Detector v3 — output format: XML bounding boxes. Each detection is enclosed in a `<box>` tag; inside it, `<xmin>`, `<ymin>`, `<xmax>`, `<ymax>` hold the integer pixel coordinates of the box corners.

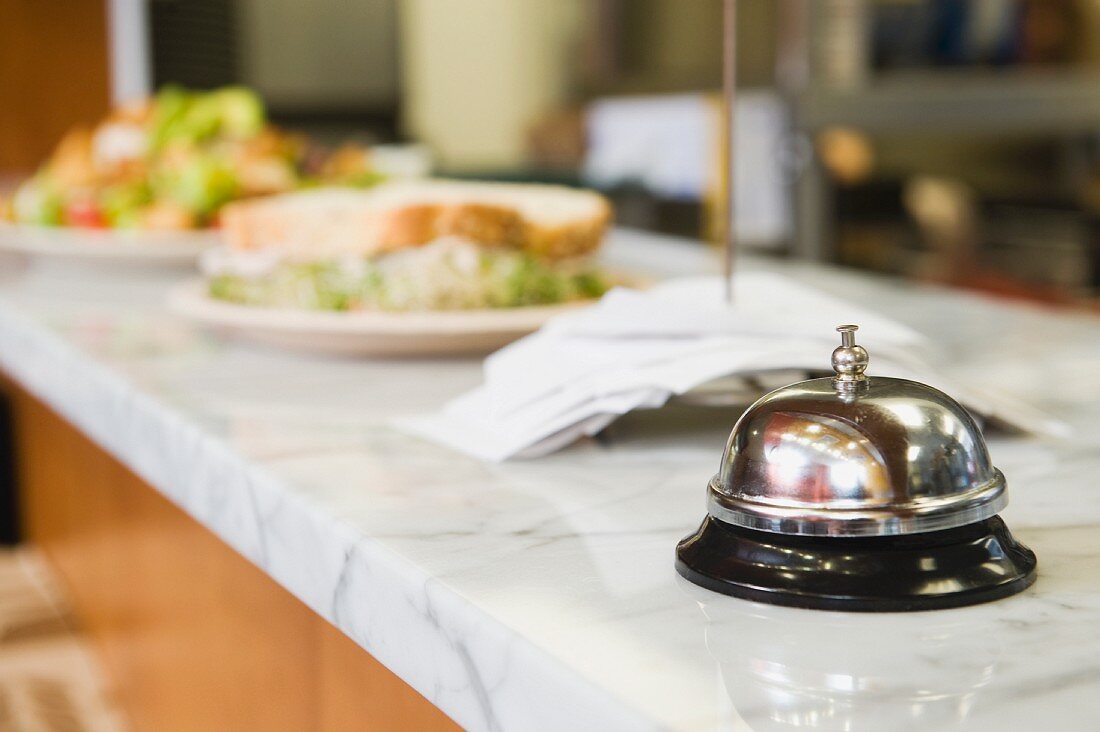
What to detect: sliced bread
<box><xmin>221</xmin><ymin>180</ymin><xmax>612</xmax><ymax>261</ymax></box>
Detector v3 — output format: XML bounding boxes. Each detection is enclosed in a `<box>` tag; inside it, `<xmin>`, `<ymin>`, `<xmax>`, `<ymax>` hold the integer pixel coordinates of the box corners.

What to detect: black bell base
<box><xmin>676</xmin><ymin>515</ymin><xmax>1036</xmax><ymax>612</ymax></box>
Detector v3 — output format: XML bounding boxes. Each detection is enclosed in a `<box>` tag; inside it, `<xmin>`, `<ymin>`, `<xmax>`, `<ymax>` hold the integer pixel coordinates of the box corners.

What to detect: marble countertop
<box><xmin>0</xmin><ymin>230</ymin><xmax>1098</xmax><ymax>731</ymax></box>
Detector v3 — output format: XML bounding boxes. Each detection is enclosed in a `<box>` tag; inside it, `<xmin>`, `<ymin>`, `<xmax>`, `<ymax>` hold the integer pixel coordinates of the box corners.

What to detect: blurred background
<box><xmin>5</xmin><ymin>0</ymin><xmax>1100</xmax><ymax>303</ymax></box>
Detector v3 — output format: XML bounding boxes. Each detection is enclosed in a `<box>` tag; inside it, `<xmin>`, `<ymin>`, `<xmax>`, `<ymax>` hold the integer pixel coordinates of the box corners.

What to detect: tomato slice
<box><xmin>64</xmin><ymin>200</ymin><xmax>108</xmax><ymax>229</ymax></box>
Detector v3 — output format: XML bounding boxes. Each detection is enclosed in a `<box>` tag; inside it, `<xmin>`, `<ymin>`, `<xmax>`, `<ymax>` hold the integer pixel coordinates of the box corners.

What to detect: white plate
<box><xmin>168</xmin><ymin>279</ymin><xmax>587</xmax><ymax>356</ymax></box>
<box><xmin>0</xmin><ymin>223</ymin><xmax>220</xmax><ymax>266</ymax></box>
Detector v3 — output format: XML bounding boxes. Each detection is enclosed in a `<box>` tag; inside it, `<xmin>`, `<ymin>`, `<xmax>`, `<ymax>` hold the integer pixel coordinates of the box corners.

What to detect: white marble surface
<box><xmin>0</xmin><ymin>231</ymin><xmax>1098</xmax><ymax>731</ymax></box>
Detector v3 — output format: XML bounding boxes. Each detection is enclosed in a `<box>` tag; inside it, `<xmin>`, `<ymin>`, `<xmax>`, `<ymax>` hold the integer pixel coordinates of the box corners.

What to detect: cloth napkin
<box><xmin>399</xmin><ymin>274</ymin><xmax>1064</xmax><ymax>461</ymax></box>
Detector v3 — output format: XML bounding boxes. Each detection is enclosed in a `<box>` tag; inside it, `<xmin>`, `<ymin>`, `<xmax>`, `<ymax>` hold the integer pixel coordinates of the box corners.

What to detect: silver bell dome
<box><xmin>708</xmin><ymin>325</ymin><xmax>1007</xmax><ymax>537</ymax></box>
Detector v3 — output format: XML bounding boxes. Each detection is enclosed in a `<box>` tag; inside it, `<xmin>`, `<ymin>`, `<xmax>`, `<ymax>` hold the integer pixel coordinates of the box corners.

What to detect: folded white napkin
<box><xmin>400</xmin><ymin>274</ymin><xmax>1065</xmax><ymax>461</ymax></box>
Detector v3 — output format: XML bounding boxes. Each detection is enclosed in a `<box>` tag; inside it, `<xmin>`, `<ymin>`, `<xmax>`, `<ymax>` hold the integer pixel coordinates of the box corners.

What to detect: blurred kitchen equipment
<box><xmin>676</xmin><ymin>324</ymin><xmax>1037</xmax><ymax>611</ymax></box>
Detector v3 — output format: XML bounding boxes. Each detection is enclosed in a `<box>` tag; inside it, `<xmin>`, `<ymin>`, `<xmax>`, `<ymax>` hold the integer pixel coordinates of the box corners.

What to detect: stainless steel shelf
<box><xmin>798</xmin><ymin>69</ymin><xmax>1100</xmax><ymax>135</ymax></box>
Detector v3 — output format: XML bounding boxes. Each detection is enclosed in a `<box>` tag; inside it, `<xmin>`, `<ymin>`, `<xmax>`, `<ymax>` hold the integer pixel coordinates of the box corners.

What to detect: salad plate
<box><xmin>168</xmin><ymin>279</ymin><xmax>586</xmax><ymax>356</ymax></box>
<box><xmin>0</xmin><ymin>223</ymin><xmax>220</xmax><ymax>266</ymax></box>
<box><xmin>0</xmin><ymin>85</ymin><xmax>390</xmax><ymax>268</ymax></box>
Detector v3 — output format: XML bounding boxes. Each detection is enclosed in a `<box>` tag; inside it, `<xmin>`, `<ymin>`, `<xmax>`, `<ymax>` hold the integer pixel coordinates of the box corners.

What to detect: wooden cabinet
<box><xmin>2</xmin><ymin>379</ymin><xmax>457</xmax><ymax>731</ymax></box>
<box><xmin>0</xmin><ymin>0</ymin><xmax>111</xmax><ymax>173</ymax></box>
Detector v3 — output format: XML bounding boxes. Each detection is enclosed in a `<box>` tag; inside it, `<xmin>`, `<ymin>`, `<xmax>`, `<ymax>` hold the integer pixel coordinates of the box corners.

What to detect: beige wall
<box><xmin>399</xmin><ymin>0</ymin><xmax>582</xmax><ymax>170</ymax></box>
<box><xmin>627</xmin><ymin>0</ymin><xmax>775</xmax><ymax>89</ymax></box>
<box><xmin>398</xmin><ymin>0</ymin><xmax>776</xmax><ymax>169</ymax></box>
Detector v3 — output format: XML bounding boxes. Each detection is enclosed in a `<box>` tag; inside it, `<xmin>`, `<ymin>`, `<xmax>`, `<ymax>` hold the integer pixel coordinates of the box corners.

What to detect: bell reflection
<box><xmin>754</xmin><ymin>412</ymin><xmax>892</xmax><ymax>504</ymax></box>
<box><xmin>688</xmin><ymin>587</ymin><xmax>1004</xmax><ymax>731</ymax></box>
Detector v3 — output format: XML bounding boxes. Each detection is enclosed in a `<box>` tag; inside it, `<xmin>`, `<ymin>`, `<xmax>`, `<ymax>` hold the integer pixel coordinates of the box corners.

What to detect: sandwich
<box><xmin>205</xmin><ymin>179</ymin><xmax>614</xmax><ymax>311</ymax></box>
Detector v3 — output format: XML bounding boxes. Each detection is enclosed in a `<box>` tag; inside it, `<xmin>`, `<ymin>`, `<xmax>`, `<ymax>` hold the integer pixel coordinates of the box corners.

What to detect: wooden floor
<box><xmin>1</xmin><ymin>379</ymin><xmax>458</xmax><ymax>731</ymax></box>
<box><xmin>0</xmin><ymin>546</ymin><xmax>124</xmax><ymax>731</ymax></box>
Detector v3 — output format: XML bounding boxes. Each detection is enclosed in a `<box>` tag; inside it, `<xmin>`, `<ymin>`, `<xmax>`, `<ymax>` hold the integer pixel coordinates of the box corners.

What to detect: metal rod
<box><xmin>722</xmin><ymin>0</ymin><xmax>737</xmax><ymax>304</ymax></box>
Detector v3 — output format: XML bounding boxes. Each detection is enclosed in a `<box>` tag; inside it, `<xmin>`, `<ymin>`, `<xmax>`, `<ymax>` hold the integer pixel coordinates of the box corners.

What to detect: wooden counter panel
<box><xmin>2</xmin><ymin>380</ymin><xmax>458</xmax><ymax>732</ymax></box>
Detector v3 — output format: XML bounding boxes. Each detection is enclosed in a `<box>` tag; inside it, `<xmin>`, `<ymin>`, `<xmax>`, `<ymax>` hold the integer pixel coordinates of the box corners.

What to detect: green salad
<box><xmin>2</xmin><ymin>86</ymin><xmax>383</xmax><ymax>231</ymax></box>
